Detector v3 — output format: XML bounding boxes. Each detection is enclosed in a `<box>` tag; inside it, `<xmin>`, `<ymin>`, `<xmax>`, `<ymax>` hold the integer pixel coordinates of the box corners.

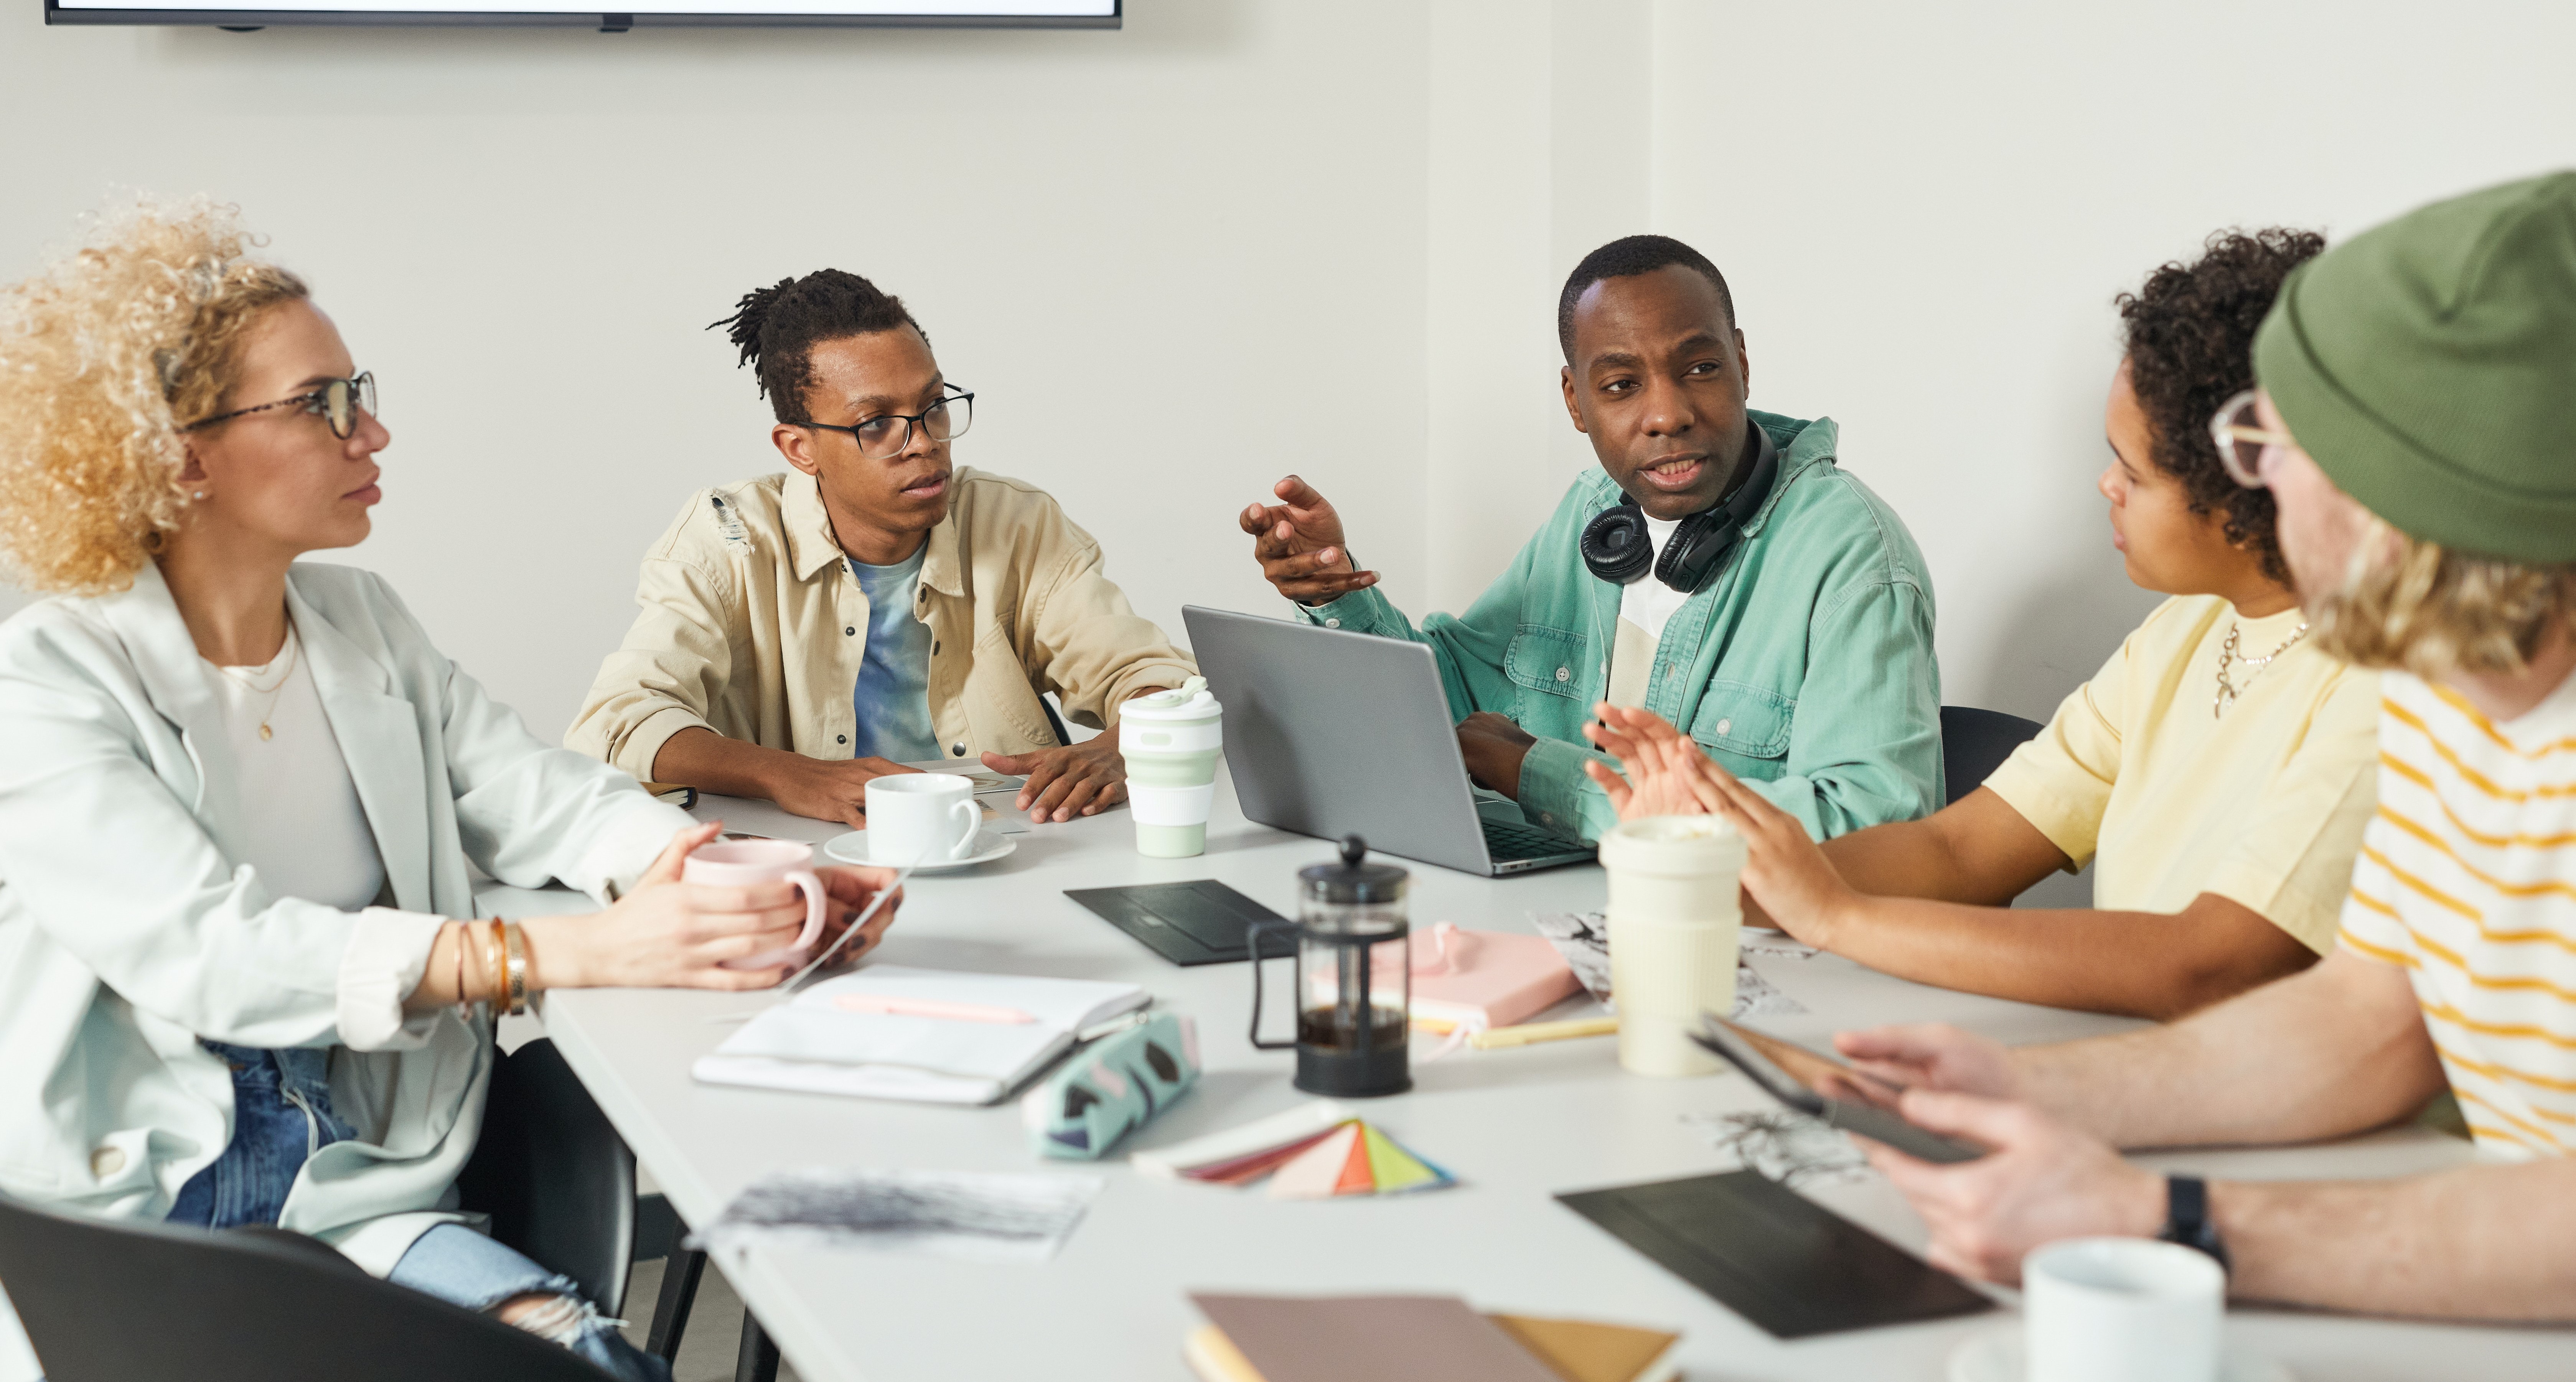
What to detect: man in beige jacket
<box><xmin>567</xmin><ymin>268</ymin><xmax>1195</xmax><ymax>826</ymax></box>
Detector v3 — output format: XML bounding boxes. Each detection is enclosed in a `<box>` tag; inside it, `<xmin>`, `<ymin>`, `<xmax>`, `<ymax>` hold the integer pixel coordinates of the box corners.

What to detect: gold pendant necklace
<box><xmin>216</xmin><ymin>629</ymin><xmax>300</xmax><ymax>742</ymax></box>
<box><xmin>2214</xmin><ymin>620</ymin><xmax>2308</xmax><ymax>718</ymax></box>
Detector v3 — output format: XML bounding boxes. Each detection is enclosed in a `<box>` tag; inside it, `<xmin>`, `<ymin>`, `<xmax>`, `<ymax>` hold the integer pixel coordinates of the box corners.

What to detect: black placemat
<box><xmin>1556</xmin><ymin>1169</ymin><xmax>1994</xmax><ymax>1338</ymax></box>
<box><xmin>1062</xmin><ymin>881</ymin><xmax>1287</xmax><ymax>965</ymax></box>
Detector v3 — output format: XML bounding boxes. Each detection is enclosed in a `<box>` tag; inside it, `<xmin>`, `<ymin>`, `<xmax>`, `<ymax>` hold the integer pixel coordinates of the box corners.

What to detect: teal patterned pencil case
<box><xmin>1022</xmin><ymin>1012</ymin><xmax>1200</xmax><ymax>1160</ymax></box>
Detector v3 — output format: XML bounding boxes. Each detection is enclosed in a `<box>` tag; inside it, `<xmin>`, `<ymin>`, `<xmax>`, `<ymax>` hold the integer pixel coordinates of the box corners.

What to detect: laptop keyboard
<box><xmin>1482</xmin><ymin>819</ymin><xmax>1590</xmax><ymax>861</ymax></box>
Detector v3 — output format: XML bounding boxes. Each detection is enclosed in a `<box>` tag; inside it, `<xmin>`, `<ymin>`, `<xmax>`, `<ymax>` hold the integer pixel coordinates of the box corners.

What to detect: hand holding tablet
<box><xmin>1691</xmin><ymin>1015</ymin><xmax>1989</xmax><ymax>1164</ymax></box>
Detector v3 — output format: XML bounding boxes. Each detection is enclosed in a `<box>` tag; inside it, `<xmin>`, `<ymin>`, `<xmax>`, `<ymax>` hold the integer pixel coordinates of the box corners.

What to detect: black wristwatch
<box><xmin>2156</xmin><ymin>1174</ymin><xmax>2230</xmax><ymax>1273</ymax></box>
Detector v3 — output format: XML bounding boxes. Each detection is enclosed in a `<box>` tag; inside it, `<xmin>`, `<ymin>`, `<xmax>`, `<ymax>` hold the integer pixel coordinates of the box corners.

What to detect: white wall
<box><xmin>9</xmin><ymin>2</ymin><xmax>2572</xmax><ymax>737</ymax></box>
<box><xmin>0</xmin><ymin>0</ymin><xmax>1435</xmax><ymax>737</ymax></box>
<box><xmin>1649</xmin><ymin>0</ymin><xmax>2576</xmax><ymax>720</ymax></box>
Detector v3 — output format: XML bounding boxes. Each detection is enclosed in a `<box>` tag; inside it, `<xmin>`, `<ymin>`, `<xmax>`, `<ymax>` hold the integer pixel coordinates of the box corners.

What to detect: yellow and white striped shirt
<box><xmin>2341</xmin><ymin>668</ymin><xmax>2576</xmax><ymax>1158</ymax></box>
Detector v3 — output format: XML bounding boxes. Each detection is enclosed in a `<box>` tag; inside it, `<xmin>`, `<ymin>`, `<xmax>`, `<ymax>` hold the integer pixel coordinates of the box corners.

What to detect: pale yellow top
<box><xmin>1981</xmin><ymin>595</ymin><xmax>2380</xmax><ymax>952</ymax></box>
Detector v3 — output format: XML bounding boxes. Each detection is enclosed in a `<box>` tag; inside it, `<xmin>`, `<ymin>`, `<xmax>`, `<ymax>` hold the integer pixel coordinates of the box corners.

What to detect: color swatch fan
<box><xmin>1134</xmin><ymin>1102</ymin><xmax>1455</xmax><ymax>1198</ymax></box>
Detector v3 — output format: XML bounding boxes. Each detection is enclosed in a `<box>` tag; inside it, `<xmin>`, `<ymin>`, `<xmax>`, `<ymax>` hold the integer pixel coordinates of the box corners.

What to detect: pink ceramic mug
<box><xmin>681</xmin><ymin>839</ymin><xmax>828</xmax><ymax>971</ymax></box>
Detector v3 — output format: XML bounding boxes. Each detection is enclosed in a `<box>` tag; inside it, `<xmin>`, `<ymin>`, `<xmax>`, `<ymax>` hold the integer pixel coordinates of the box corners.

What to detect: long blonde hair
<box><xmin>0</xmin><ymin>197</ymin><xmax>307</xmax><ymax>595</ymax></box>
<box><xmin>2313</xmin><ymin>516</ymin><xmax>2576</xmax><ymax>679</ymax></box>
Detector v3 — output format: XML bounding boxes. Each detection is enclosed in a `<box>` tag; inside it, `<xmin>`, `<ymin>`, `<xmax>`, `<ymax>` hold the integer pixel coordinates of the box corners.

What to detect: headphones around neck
<box><xmin>1579</xmin><ymin>420</ymin><xmax>1782</xmax><ymax>593</ymax></box>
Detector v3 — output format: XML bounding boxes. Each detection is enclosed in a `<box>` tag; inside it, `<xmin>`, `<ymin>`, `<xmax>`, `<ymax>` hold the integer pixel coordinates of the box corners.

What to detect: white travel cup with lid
<box><xmin>1119</xmin><ymin>676</ymin><xmax>1223</xmax><ymax>858</ymax></box>
<box><xmin>1596</xmin><ymin>815</ymin><xmax>1746</xmax><ymax>1076</ymax></box>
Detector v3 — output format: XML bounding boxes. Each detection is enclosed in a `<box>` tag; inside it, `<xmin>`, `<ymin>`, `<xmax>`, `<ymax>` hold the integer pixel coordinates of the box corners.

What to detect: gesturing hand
<box><xmin>1666</xmin><ymin>748</ymin><xmax>1858</xmax><ymax>947</ymax></box>
<box><xmin>983</xmin><ymin>735</ymin><xmax>1129</xmax><ymax>823</ymax></box>
<box><xmin>1240</xmin><ymin>475</ymin><xmax>1379</xmax><ymax>605</ymax></box>
<box><xmin>1863</xmin><ymin>1090</ymin><xmax>2163</xmax><ymax>1285</ymax></box>
<box><xmin>1582</xmin><ymin>703</ymin><xmax>1726</xmax><ymax>819</ymax></box>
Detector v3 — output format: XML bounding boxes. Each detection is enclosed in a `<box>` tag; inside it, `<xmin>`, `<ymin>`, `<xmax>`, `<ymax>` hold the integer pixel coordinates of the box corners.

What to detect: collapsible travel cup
<box><xmin>1119</xmin><ymin>676</ymin><xmax>1223</xmax><ymax>857</ymax></box>
<box><xmin>1597</xmin><ymin>816</ymin><xmax>1745</xmax><ymax>1076</ymax></box>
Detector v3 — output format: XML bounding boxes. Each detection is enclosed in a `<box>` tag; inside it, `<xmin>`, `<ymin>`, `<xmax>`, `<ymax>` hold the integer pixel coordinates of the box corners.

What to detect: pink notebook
<box><xmin>1403</xmin><ymin>924</ymin><xmax>1582</xmax><ymax>1030</ymax></box>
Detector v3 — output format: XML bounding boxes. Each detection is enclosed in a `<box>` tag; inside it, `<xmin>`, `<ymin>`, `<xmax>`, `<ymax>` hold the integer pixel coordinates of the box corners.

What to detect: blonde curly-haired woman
<box><xmin>0</xmin><ymin>201</ymin><xmax>904</xmax><ymax>1380</ymax></box>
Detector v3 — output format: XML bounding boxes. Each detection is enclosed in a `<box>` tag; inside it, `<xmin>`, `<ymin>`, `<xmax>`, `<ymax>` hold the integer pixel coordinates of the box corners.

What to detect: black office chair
<box><xmin>1937</xmin><ymin>705</ymin><xmax>2045</xmax><ymax>807</ymax></box>
<box><xmin>0</xmin><ymin>1193</ymin><xmax>613</xmax><ymax>1382</ymax></box>
<box><xmin>457</xmin><ymin>1036</ymin><xmax>636</xmax><ymax>1316</ymax></box>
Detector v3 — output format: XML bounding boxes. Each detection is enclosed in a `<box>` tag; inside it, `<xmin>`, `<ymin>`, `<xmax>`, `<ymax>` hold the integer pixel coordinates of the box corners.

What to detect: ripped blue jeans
<box><xmin>165</xmin><ymin>1041</ymin><xmax>669</xmax><ymax>1382</ymax></box>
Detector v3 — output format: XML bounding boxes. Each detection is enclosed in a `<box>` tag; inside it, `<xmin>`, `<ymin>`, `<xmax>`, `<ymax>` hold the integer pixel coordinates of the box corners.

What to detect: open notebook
<box><xmin>692</xmin><ymin>966</ymin><xmax>1150</xmax><ymax>1105</ymax></box>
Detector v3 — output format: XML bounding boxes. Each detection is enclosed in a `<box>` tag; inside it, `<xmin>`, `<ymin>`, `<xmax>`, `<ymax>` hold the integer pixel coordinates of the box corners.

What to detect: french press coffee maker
<box><xmin>1249</xmin><ymin>835</ymin><xmax>1412</xmax><ymax>1098</ymax></box>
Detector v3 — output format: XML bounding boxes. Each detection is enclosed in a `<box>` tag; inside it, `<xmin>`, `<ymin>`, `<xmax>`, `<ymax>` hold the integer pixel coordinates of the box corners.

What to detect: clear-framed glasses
<box><xmin>798</xmin><ymin>386</ymin><xmax>974</xmax><ymax>460</ymax></box>
<box><xmin>181</xmin><ymin>372</ymin><xmax>378</xmax><ymax>441</ymax></box>
<box><xmin>2208</xmin><ymin>388</ymin><xmax>2296</xmax><ymax>489</ymax></box>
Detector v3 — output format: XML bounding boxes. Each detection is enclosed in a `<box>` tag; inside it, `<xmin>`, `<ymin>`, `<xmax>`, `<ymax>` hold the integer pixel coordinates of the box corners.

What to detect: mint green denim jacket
<box><xmin>1299</xmin><ymin>411</ymin><xmax>1941</xmax><ymax>843</ymax></box>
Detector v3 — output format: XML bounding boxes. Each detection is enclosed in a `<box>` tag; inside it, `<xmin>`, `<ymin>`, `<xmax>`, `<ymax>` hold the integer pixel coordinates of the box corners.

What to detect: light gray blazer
<box><xmin>0</xmin><ymin>560</ymin><xmax>686</xmax><ymax>1275</ymax></box>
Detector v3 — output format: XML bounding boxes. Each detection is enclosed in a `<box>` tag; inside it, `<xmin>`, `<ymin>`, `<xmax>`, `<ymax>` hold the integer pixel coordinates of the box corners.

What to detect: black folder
<box><xmin>1556</xmin><ymin>1169</ymin><xmax>1995</xmax><ymax>1338</ymax></box>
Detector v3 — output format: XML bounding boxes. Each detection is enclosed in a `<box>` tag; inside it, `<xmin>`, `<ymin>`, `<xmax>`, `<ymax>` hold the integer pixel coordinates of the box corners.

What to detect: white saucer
<box><xmin>1948</xmin><ymin>1324</ymin><xmax>2294</xmax><ymax>1382</ymax></box>
<box><xmin>823</xmin><ymin>828</ymin><xmax>1017</xmax><ymax>873</ymax></box>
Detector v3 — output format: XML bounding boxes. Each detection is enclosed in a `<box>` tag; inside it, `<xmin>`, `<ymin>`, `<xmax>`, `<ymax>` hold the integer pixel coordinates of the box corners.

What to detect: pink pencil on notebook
<box><xmin>832</xmin><ymin>994</ymin><xmax>1038</xmax><ymax>1025</ymax></box>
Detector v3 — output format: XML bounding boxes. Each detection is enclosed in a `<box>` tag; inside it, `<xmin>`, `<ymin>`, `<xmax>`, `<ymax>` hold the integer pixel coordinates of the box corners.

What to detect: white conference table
<box><xmin>481</xmin><ymin>771</ymin><xmax>2576</xmax><ymax>1382</ymax></box>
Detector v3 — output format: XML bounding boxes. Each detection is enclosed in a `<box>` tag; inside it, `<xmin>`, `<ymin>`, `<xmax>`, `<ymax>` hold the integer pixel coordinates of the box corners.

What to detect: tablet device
<box><xmin>1691</xmin><ymin>1015</ymin><xmax>1986</xmax><ymax>1164</ymax></box>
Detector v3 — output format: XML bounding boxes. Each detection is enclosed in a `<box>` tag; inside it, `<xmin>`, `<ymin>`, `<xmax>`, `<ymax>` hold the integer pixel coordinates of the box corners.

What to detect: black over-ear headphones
<box><xmin>1579</xmin><ymin>420</ymin><xmax>1782</xmax><ymax>593</ymax></box>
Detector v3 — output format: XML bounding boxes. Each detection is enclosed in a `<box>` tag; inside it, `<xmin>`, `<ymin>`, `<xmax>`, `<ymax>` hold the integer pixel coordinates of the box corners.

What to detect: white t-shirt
<box><xmin>1607</xmin><ymin>515</ymin><xmax>1695</xmax><ymax>708</ymax></box>
<box><xmin>203</xmin><ymin>625</ymin><xmax>387</xmax><ymax>912</ymax></box>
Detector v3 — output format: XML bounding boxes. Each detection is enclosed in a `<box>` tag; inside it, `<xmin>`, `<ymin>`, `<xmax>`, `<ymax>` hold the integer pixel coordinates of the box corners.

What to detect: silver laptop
<box><xmin>1182</xmin><ymin>606</ymin><xmax>1598</xmax><ymax>876</ymax></box>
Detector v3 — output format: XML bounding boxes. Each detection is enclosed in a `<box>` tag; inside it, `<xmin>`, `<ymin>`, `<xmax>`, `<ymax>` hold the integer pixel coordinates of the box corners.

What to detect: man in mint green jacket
<box><xmin>1239</xmin><ymin>235</ymin><xmax>1940</xmax><ymax>843</ymax></box>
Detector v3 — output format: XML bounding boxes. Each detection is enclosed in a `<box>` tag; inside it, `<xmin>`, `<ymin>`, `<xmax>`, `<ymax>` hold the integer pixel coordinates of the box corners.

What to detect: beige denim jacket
<box><xmin>566</xmin><ymin>468</ymin><xmax>1196</xmax><ymax>783</ymax></box>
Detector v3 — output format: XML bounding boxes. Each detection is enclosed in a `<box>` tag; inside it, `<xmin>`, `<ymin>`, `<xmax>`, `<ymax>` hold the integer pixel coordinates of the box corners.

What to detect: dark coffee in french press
<box><xmin>1249</xmin><ymin>835</ymin><xmax>1412</xmax><ymax>1098</ymax></box>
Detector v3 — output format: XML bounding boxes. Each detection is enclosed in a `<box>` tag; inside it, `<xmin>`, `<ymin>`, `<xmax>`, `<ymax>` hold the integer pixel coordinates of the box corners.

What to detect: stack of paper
<box><xmin>1133</xmin><ymin>1102</ymin><xmax>1454</xmax><ymax>1198</ymax></box>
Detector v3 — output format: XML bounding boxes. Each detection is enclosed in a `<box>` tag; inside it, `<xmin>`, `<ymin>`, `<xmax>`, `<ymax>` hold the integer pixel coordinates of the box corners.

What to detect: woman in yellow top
<box><xmin>1589</xmin><ymin>229</ymin><xmax>2379</xmax><ymax>1020</ymax></box>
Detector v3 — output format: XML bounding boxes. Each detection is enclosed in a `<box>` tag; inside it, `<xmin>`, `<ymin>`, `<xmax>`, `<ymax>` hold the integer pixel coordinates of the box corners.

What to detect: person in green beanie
<box><xmin>1804</xmin><ymin>172</ymin><xmax>2576</xmax><ymax>1320</ymax></box>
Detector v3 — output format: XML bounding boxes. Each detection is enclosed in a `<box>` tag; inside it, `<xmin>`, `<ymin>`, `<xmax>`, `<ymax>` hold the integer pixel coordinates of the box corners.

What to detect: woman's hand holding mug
<box><xmin>521</xmin><ymin>822</ymin><xmax>906</xmax><ymax>991</ymax></box>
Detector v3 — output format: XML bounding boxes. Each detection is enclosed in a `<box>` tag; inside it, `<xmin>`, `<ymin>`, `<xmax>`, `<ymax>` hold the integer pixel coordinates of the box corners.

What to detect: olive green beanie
<box><xmin>2253</xmin><ymin>171</ymin><xmax>2576</xmax><ymax>563</ymax></box>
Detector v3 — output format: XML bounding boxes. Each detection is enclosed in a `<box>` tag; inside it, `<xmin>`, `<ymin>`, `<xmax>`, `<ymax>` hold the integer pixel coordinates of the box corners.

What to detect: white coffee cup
<box><xmin>2024</xmin><ymin>1237</ymin><xmax>2224</xmax><ymax>1382</ymax></box>
<box><xmin>683</xmin><ymin>839</ymin><xmax>828</xmax><ymax>972</ymax></box>
<box><xmin>864</xmin><ymin>773</ymin><xmax>981</xmax><ymax>865</ymax></box>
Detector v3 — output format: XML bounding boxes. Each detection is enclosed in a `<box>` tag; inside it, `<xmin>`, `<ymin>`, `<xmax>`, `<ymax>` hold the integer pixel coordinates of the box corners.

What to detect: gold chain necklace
<box><xmin>213</xmin><ymin>628</ymin><xmax>301</xmax><ymax>742</ymax></box>
<box><xmin>2213</xmin><ymin>620</ymin><xmax>2308</xmax><ymax>718</ymax></box>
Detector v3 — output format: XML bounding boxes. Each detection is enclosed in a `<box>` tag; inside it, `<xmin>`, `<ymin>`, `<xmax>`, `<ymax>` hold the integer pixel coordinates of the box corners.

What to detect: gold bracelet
<box><xmin>480</xmin><ymin>918</ymin><xmax>508</xmax><ymax>1010</ymax></box>
<box><xmin>502</xmin><ymin>920</ymin><xmax>529</xmax><ymax>1018</ymax></box>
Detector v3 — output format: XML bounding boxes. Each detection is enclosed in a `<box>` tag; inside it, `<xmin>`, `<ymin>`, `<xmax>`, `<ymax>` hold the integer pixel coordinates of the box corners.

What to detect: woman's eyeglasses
<box><xmin>796</xmin><ymin>387</ymin><xmax>974</xmax><ymax>461</ymax></box>
<box><xmin>181</xmin><ymin>372</ymin><xmax>377</xmax><ymax>440</ymax></box>
<box><xmin>2208</xmin><ymin>389</ymin><xmax>2295</xmax><ymax>489</ymax></box>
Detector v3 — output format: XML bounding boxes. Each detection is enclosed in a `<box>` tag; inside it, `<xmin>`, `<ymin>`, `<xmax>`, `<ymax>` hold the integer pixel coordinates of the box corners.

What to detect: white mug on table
<box><xmin>682</xmin><ymin>838</ymin><xmax>829</xmax><ymax>971</ymax></box>
<box><xmin>2023</xmin><ymin>1237</ymin><xmax>2224</xmax><ymax>1382</ymax></box>
<box><xmin>865</xmin><ymin>773</ymin><xmax>981</xmax><ymax>865</ymax></box>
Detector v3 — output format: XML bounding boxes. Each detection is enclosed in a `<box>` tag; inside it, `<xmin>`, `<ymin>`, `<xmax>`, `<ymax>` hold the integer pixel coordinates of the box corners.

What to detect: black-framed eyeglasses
<box><xmin>181</xmin><ymin>372</ymin><xmax>378</xmax><ymax>441</ymax></box>
<box><xmin>796</xmin><ymin>386</ymin><xmax>973</xmax><ymax>460</ymax></box>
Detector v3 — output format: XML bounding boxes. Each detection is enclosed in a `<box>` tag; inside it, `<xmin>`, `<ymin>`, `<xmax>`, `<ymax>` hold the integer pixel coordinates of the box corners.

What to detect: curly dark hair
<box><xmin>710</xmin><ymin>268</ymin><xmax>926</xmax><ymax>424</ymax></box>
<box><xmin>2115</xmin><ymin>228</ymin><xmax>2325</xmax><ymax>584</ymax></box>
